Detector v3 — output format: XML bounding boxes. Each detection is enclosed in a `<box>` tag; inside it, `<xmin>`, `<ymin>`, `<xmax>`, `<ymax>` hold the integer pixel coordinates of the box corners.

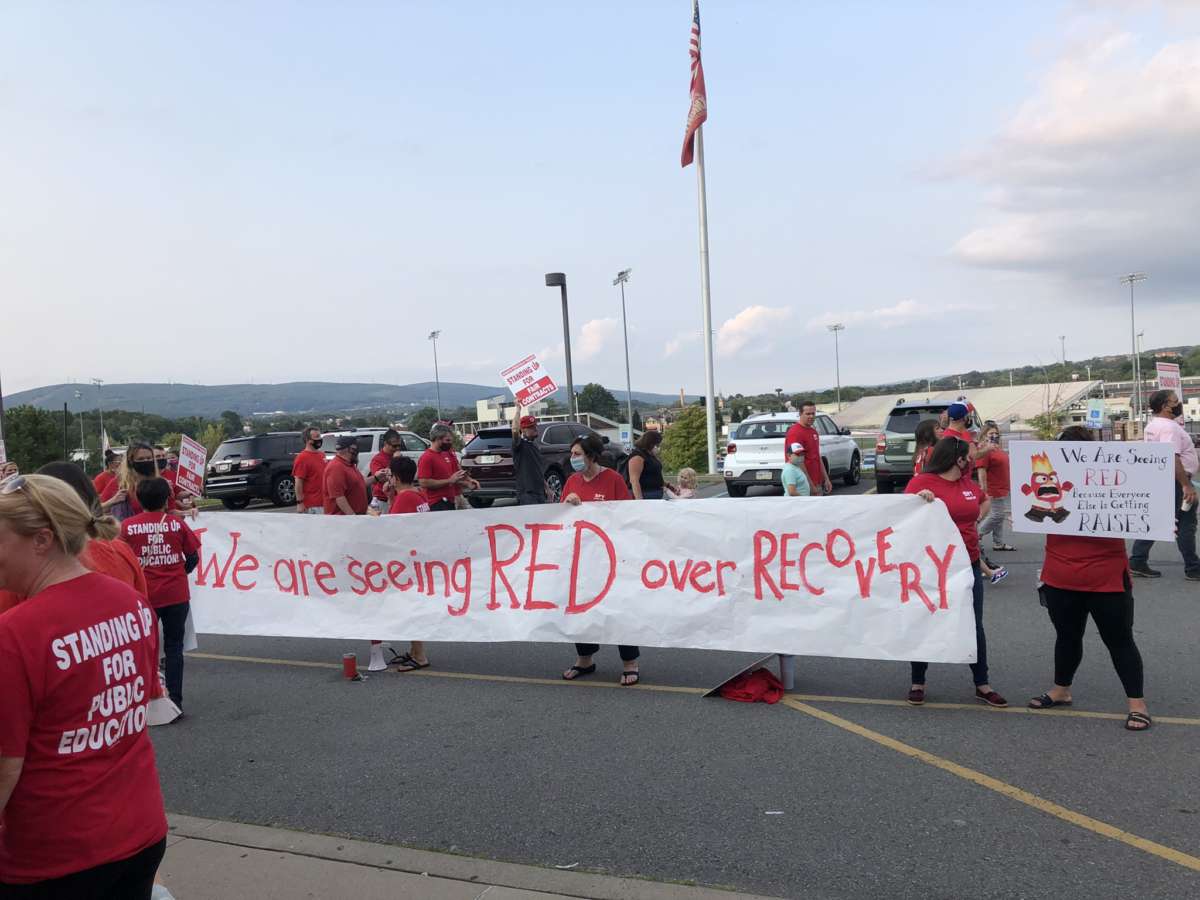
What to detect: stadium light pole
<box><xmin>828</xmin><ymin>323</ymin><xmax>846</xmax><ymax>411</ymax></box>
<box><xmin>91</xmin><ymin>378</ymin><xmax>105</xmax><ymax>450</ymax></box>
<box><xmin>428</xmin><ymin>331</ymin><xmax>443</xmax><ymax>420</ymax></box>
<box><xmin>1059</xmin><ymin>335</ymin><xmax>1066</xmax><ymax>366</ymax></box>
<box><xmin>613</xmin><ymin>268</ymin><xmax>634</xmax><ymax>436</ymax></box>
<box><xmin>545</xmin><ymin>273</ymin><xmax>577</xmax><ymax>418</ymax></box>
<box><xmin>1120</xmin><ymin>273</ymin><xmax>1147</xmax><ymax>423</ymax></box>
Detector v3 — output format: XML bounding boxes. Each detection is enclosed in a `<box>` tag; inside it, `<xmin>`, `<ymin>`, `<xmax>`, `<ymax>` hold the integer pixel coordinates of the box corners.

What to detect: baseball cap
<box><xmin>520</xmin><ymin>415</ymin><xmax>538</xmax><ymax>428</ymax></box>
<box><xmin>947</xmin><ymin>402</ymin><xmax>970</xmax><ymax>421</ymax></box>
<box><xmin>335</xmin><ymin>434</ymin><xmax>359</xmax><ymax>450</ymax></box>
<box><xmin>789</xmin><ymin>442</ymin><xmax>806</xmax><ymax>455</ymax></box>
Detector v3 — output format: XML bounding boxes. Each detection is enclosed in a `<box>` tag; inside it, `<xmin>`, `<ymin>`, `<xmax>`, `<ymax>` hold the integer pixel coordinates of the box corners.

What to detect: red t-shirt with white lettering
<box><xmin>100</xmin><ymin>478</ymin><xmax>178</xmax><ymax>517</ymax></box>
<box><xmin>417</xmin><ymin>449</ymin><xmax>462</xmax><ymax>505</ymax></box>
<box><xmin>291</xmin><ymin>449</ymin><xmax>328</xmax><ymax>510</ymax></box>
<box><xmin>561</xmin><ymin>467</ymin><xmax>631</xmax><ymax>503</ymax></box>
<box><xmin>0</xmin><ymin>573</ymin><xmax>167</xmax><ymax>883</ymax></box>
<box><xmin>906</xmin><ymin>472</ymin><xmax>982</xmax><ymax>563</ymax></box>
<box><xmin>121</xmin><ymin>512</ymin><xmax>201</xmax><ymax>608</ymax></box>
<box><xmin>388</xmin><ymin>489</ymin><xmax>431</xmax><ymax>515</ymax></box>
<box><xmin>323</xmin><ymin>455</ymin><xmax>368</xmax><ymax>515</ymax></box>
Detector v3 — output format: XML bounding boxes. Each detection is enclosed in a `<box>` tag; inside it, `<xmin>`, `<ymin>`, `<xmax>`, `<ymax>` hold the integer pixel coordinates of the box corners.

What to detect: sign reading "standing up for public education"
<box><xmin>1009</xmin><ymin>440</ymin><xmax>1176</xmax><ymax>541</ymax></box>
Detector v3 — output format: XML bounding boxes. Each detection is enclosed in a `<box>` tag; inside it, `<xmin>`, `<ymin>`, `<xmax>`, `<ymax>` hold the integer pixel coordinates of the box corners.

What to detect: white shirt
<box><xmin>1144</xmin><ymin>416</ymin><xmax>1198</xmax><ymax>476</ymax></box>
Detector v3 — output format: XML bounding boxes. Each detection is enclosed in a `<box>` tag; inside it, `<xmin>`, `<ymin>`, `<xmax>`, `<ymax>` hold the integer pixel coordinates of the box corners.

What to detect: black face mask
<box><xmin>310</xmin><ymin>440</ymin><xmax>323</xmax><ymax>450</ymax></box>
<box><xmin>132</xmin><ymin>460</ymin><xmax>157</xmax><ymax>477</ymax></box>
<box><xmin>1171</xmin><ymin>404</ymin><xmax>1184</xmax><ymax>418</ymax></box>
<box><xmin>348</xmin><ymin>450</ymin><xmax>360</xmax><ymax>463</ymax></box>
<box><xmin>157</xmin><ymin>459</ymin><xmax>169</xmax><ymax>471</ymax></box>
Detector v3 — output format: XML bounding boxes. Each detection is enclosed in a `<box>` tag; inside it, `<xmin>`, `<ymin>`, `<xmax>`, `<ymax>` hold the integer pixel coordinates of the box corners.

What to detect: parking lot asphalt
<box><xmin>156</xmin><ymin>487</ymin><xmax>1200</xmax><ymax>899</ymax></box>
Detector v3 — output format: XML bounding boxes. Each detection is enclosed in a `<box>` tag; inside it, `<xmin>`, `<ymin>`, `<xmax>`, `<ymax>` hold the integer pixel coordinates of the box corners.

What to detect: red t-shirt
<box><xmin>906</xmin><ymin>472</ymin><xmax>982</xmax><ymax>563</ymax></box>
<box><xmin>562</xmin><ymin>467</ymin><xmax>632</xmax><ymax>503</ymax></box>
<box><xmin>291</xmin><ymin>450</ymin><xmax>328</xmax><ymax>509</ymax></box>
<box><xmin>981</xmin><ymin>449</ymin><xmax>1010</xmax><ymax>499</ymax></box>
<box><xmin>388</xmin><ymin>489</ymin><xmax>431</xmax><ymax>515</ymax></box>
<box><xmin>369</xmin><ymin>449</ymin><xmax>393</xmax><ymax>502</ymax></box>
<box><xmin>100</xmin><ymin>478</ymin><xmax>177</xmax><ymax>518</ymax></box>
<box><xmin>417</xmin><ymin>449</ymin><xmax>463</xmax><ymax>505</ymax></box>
<box><xmin>1042</xmin><ymin>535</ymin><xmax>1130</xmax><ymax>594</ymax></box>
<box><xmin>323</xmin><ymin>455</ymin><xmax>368</xmax><ymax>515</ymax></box>
<box><xmin>783</xmin><ymin>423</ymin><xmax>824</xmax><ymax>489</ymax></box>
<box><xmin>121</xmin><ymin>512</ymin><xmax>202</xmax><ymax>608</ymax></box>
<box><xmin>913</xmin><ymin>446</ymin><xmax>933</xmax><ymax>476</ymax></box>
<box><xmin>93</xmin><ymin>470</ymin><xmax>116</xmax><ymax>496</ymax></box>
<box><xmin>0</xmin><ymin>573</ymin><xmax>167</xmax><ymax>883</ymax></box>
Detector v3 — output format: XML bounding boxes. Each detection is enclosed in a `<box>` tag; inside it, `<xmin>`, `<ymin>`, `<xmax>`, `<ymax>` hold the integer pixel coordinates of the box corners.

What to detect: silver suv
<box><xmin>723</xmin><ymin>412</ymin><xmax>861</xmax><ymax>497</ymax></box>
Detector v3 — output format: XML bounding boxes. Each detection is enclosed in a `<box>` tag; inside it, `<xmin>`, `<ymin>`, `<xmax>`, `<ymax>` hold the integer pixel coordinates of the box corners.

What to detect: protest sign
<box><xmin>500</xmin><ymin>353</ymin><xmax>558</xmax><ymax>407</ymax></box>
<box><xmin>1009</xmin><ymin>440</ymin><xmax>1175</xmax><ymax>541</ymax></box>
<box><xmin>176</xmin><ymin>434</ymin><xmax>208</xmax><ymax>498</ymax></box>
<box><xmin>188</xmin><ymin>496</ymin><xmax>977</xmax><ymax>663</ymax></box>
<box><xmin>1156</xmin><ymin>362</ymin><xmax>1182</xmax><ymax>396</ymax></box>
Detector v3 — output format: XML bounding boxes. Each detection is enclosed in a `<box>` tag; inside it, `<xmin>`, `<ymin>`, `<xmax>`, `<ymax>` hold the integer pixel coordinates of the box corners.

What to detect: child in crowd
<box><xmin>121</xmin><ymin>477</ymin><xmax>201</xmax><ymax>712</ymax></box>
<box><xmin>667</xmin><ymin>467</ymin><xmax>698</xmax><ymax>500</ymax></box>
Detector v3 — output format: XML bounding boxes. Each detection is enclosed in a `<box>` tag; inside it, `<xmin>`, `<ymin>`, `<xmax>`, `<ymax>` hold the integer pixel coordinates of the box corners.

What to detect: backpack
<box><xmin>616</xmin><ymin>449</ymin><xmax>640</xmax><ymax>490</ymax></box>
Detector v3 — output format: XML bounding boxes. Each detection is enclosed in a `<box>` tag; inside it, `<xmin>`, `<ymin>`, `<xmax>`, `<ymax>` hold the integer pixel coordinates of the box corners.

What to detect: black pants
<box><xmin>517</xmin><ymin>492</ymin><xmax>546</xmax><ymax>506</ymax></box>
<box><xmin>575</xmin><ymin>643</ymin><xmax>640</xmax><ymax>662</ymax></box>
<box><xmin>0</xmin><ymin>837</ymin><xmax>166</xmax><ymax>900</ymax></box>
<box><xmin>1043</xmin><ymin>583</ymin><xmax>1144</xmax><ymax>698</ymax></box>
<box><xmin>155</xmin><ymin>601</ymin><xmax>189</xmax><ymax>707</ymax></box>
<box><xmin>429</xmin><ymin>499</ymin><xmax>456</xmax><ymax>512</ymax></box>
<box><xmin>912</xmin><ymin>562</ymin><xmax>988</xmax><ymax>687</ymax></box>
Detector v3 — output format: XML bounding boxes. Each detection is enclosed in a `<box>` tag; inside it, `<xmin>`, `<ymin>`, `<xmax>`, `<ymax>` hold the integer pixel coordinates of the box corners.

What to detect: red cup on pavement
<box><xmin>342</xmin><ymin>652</ymin><xmax>359</xmax><ymax>680</ymax></box>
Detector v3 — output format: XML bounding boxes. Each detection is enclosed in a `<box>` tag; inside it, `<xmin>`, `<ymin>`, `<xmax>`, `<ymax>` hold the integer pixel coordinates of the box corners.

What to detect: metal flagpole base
<box><xmin>777</xmin><ymin>654</ymin><xmax>796</xmax><ymax>691</ymax></box>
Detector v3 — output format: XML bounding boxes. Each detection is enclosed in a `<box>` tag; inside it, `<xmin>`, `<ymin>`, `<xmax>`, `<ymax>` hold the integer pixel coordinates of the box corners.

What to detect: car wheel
<box><xmin>727</xmin><ymin>483</ymin><xmax>747</xmax><ymax>497</ymax></box>
<box><xmin>221</xmin><ymin>498</ymin><xmax>251</xmax><ymax>510</ymax></box>
<box><xmin>843</xmin><ymin>452</ymin><xmax>861</xmax><ymax>486</ymax></box>
<box><xmin>545</xmin><ymin>468</ymin><xmax>565</xmax><ymax>502</ymax></box>
<box><xmin>271</xmin><ymin>475</ymin><xmax>296</xmax><ymax>506</ymax></box>
<box><xmin>468</xmin><ymin>497</ymin><xmax>494</xmax><ymax>509</ymax></box>
<box><xmin>876</xmin><ymin>475</ymin><xmax>895</xmax><ymax>494</ymax></box>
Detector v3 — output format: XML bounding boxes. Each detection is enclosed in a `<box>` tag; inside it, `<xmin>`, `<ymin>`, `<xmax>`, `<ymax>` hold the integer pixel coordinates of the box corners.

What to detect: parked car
<box><xmin>722</xmin><ymin>412</ymin><xmax>860</xmax><ymax>497</ymax></box>
<box><xmin>205</xmin><ymin>432</ymin><xmax>305</xmax><ymax>509</ymax></box>
<box><xmin>321</xmin><ymin>428</ymin><xmax>430</xmax><ymax>477</ymax></box>
<box><xmin>873</xmin><ymin>400</ymin><xmax>983</xmax><ymax>494</ymax></box>
<box><xmin>459</xmin><ymin>421</ymin><xmax>628</xmax><ymax>506</ymax></box>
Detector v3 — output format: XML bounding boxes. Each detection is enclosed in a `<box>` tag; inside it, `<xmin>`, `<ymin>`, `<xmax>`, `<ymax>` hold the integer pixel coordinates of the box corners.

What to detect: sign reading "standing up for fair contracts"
<box><xmin>500</xmin><ymin>353</ymin><xmax>558</xmax><ymax>407</ymax></box>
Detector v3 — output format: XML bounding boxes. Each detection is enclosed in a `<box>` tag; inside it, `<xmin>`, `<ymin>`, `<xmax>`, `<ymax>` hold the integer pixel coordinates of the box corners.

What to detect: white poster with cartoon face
<box><xmin>1009</xmin><ymin>441</ymin><xmax>1176</xmax><ymax>541</ymax></box>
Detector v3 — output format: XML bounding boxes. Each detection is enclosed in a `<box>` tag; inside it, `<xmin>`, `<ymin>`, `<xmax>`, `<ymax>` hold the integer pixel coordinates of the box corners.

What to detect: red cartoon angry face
<box><xmin>1021</xmin><ymin>452</ymin><xmax>1074</xmax><ymax>522</ymax></box>
<box><xmin>1030</xmin><ymin>470</ymin><xmax>1065</xmax><ymax>504</ymax></box>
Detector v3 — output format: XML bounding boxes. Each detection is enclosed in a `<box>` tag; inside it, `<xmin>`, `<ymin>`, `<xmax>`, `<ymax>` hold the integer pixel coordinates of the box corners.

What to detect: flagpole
<box><xmin>695</xmin><ymin>125</ymin><xmax>718</xmax><ymax>475</ymax></box>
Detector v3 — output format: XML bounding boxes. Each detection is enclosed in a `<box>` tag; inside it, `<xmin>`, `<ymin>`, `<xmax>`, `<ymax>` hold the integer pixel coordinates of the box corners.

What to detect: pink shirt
<box><xmin>1144</xmin><ymin>416</ymin><xmax>1198</xmax><ymax>476</ymax></box>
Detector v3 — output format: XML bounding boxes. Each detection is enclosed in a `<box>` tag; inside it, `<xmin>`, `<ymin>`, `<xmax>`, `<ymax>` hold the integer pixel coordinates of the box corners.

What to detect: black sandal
<box><xmin>392</xmin><ymin>654</ymin><xmax>430</xmax><ymax>672</ymax></box>
<box><xmin>620</xmin><ymin>670</ymin><xmax>640</xmax><ymax>686</ymax></box>
<box><xmin>1028</xmin><ymin>693</ymin><xmax>1072</xmax><ymax>709</ymax></box>
<box><xmin>992</xmin><ymin>544</ymin><xmax>1017</xmax><ymax>552</ymax></box>
<box><xmin>1125</xmin><ymin>711</ymin><xmax>1152</xmax><ymax>732</ymax></box>
<box><xmin>562</xmin><ymin>664</ymin><xmax>596</xmax><ymax>681</ymax></box>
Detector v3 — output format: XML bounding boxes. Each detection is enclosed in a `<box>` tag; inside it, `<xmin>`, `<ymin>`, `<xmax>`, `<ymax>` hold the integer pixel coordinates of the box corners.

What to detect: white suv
<box><xmin>723</xmin><ymin>412</ymin><xmax>861</xmax><ymax>497</ymax></box>
<box><xmin>321</xmin><ymin>428</ymin><xmax>430</xmax><ymax>478</ymax></box>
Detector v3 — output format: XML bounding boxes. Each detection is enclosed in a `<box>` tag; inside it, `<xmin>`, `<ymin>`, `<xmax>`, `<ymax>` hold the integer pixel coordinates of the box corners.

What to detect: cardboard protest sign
<box><xmin>188</xmin><ymin>496</ymin><xmax>977</xmax><ymax>663</ymax></box>
<box><xmin>1156</xmin><ymin>362</ymin><xmax>1182</xmax><ymax>396</ymax></box>
<box><xmin>500</xmin><ymin>353</ymin><xmax>558</xmax><ymax>407</ymax></box>
<box><xmin>176</xmin><ymin>434</ymin><xmax>208</xmax><ymax>498</ymax></box>
<box><xmin>1009</xmin><ymin>440</ymin><xmax>1176</xmax><ymax>541</ymax></box>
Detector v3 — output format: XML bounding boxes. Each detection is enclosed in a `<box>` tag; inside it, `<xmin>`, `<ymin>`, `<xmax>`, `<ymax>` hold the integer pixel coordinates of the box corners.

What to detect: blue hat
<box><xmin>947</xmin><ymin>402</ymin><xmax>969</xmax><ymax>421</ymax></box>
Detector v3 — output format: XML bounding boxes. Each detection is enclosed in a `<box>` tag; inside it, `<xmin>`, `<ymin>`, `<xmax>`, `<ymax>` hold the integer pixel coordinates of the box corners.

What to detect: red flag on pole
<box><xmin>681</xmin><ymin>0</ymin><xmax>708</xmax><ymax>167</ymax></box>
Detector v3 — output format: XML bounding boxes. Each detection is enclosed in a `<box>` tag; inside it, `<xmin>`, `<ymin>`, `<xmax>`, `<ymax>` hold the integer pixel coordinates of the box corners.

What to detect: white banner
<box><xmin>1009</xmin><ymin>440</ymin><xmax>1176</xmax><ymax>541</ymax></box>
<box><xmin>187</xmin><ymin>497</ymin><xmax>978</xmax><ymax>663</ymax></box>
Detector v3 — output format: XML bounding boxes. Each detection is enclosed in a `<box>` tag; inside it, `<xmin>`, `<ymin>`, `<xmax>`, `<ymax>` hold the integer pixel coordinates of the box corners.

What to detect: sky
<box><xmin>2</xmin><ymin>0</ymin><xmax>1199</xmax><ymax>399</ymax></box>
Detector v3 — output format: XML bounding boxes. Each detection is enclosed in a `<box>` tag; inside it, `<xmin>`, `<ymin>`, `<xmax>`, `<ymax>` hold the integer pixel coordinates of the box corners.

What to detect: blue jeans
<box><xmin>911</xmin><ymin>561</ymin><xmax>988</xmax><ymax>686</ymax></box>
<box><xmin>1130</xmin><ymin>481</ymin><xmax>1199</xmax><ymax>574</ymax></box>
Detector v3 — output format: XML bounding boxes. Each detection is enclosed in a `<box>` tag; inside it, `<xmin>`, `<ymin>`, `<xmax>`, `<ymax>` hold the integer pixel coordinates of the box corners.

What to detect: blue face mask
<box><xmin>570</xmin><ymin>457</ymin><xmax>586</xmax><ymax>472</ymax></box>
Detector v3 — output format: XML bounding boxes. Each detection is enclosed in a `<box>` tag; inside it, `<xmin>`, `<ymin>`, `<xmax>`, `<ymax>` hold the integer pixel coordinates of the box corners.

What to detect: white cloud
<box><xmin>950</xmin><ymin>31</ymin><xmax>1200</xmax><ymax>293</ymax></box>
<box><xmin>665</xmin><ymin>332</ymin><xmax>701</xmax><ymax>357</ymax></box>
<box><xmin>576</xmin><ymin>318</ymin><xmax>619</xmax><ymax>361</ymax></box>
<box><xmin>806</xmin><ymin>300</ymin><xmax>940</xmax><ymax>332</ymax></box>
<box><xmin>717</xmin><ymin>306</ymin><xmax>791</xmax><ymax>357</ymax></box>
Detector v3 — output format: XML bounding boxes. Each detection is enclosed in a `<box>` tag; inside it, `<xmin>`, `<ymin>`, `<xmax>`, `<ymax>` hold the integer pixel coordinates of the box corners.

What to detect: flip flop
<box><xmin>1028</xmin><ymin>693</ymin><xmax>1072</xmax><ymax>709</ymax></box>
<box><xmin>392</xmin><ymin>654</ymin><xmax>430</xmax><ymax>672</ymax></box>
<box><xmin>562</xmin><ymin>664</ymin><xmax>596</xmax><ymax>681</ymax></box>
<box><xmin>992</xmin><ymin>544</ymin><xmax>1018</xmax><ymax>552</ymax></box>
<box><xmin>620</xmin><ymin>670</ymin><xmax>641</xmax><ymax>686</ymax></box>
<box><xmin>1125</xmin><ymin>711</ymin><xmax>1152</xmax><ymax>732</ymax></box>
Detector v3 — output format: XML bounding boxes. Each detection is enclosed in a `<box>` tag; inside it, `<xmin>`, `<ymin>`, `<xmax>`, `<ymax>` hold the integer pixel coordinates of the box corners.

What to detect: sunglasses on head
<box><xmin>0</xmin><ymin>475</ymin><xmax>26</xmax><ymax>494</ymax></box>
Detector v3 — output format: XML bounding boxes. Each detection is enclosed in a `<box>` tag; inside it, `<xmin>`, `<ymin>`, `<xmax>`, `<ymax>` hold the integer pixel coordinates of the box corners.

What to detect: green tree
<box><xmin>577</xmin><ymin>383</ymin><xmax>619</xmax><ymax>420</ymax></box>
<box><xmin>631</xmin><ymin>409</ymin><xmax>643</xmax><ymax>431</ymax></box>
<box><xmin>219</xmin><ymin>410</ymin><xmax>244</xmax><ymax>436</ymax></box>
<box><xmin>3</xmin><ymin>405</ymin><xmax>63</xmax><ymax>472</ymax></box>
<box><xmin>197</xmin><ymin>423</ymin><xmax>227</xmax><ymax>460</ymax></box>
<box><xmin>660</xmin><ymin>406</ymin><xmax>708</xmax><ymax>473</ymax></box>
<box><xmin>159</xmin><ymin>432</ymin><xmax>184</xmax><ymax>453</ymax></box>
<box><xmin>406</xmin><ymin>407</ymin><xmax>439</xmax><ymax>440</ymax></box>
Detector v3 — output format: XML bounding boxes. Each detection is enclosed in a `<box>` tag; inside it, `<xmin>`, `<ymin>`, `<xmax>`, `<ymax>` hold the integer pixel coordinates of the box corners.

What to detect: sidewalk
<box><xmin>161</xmin><ymin>815</ymin><xmax>778</xmax><ymax>900</ymax></box>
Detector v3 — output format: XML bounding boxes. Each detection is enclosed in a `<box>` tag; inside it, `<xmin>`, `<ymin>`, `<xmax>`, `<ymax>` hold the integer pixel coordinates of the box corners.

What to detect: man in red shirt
<box><xmin>417</xmin><ymin>423</ymin><xmax>477</xmax><ymax>512</ymax></box>
<box><xmin>368</xmin><ymin>429</ymin><xmax>404</xmax><ymax>511</ymax></box>
<box><xmin>324</xmin><ymin>434</ymin><xmax>368</xmax><ymax>515</ymax></box>
<box><xmin>782</xmin><ymin>401</ymin><xmax>831</xmax><ymax>496</ymax></box>
<box><xmin>292</xmin><ymin>427</ymin><xmax>329</xmax><ymax>514</ymax></box>
<box><xmin>120</xmin><ymin>477</ymin><xmax>201</xmax><ymax>709</ymax></box>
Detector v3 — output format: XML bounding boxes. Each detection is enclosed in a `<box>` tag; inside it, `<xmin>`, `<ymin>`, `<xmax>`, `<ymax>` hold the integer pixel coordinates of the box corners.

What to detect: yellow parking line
<box><xmin>187</xmin><ymin>652</ymin><xmax>1199</xmax><ymax>725</ymax></box>
<box><xmin>782</xmin><ymin>697</ymin><xmax>1200</xmax><ymax>872</ymax></box>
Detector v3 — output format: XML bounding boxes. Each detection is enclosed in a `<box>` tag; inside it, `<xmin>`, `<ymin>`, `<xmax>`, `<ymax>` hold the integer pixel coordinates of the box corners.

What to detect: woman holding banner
<box><xmin>1028</xmin><ymin>426</ymin><xmax>1150</xmax><ymax>731</ymax></box>
<box><xmin>906</xmin><ymin>437</ymin><xmax>1007</xmax><ymax>708</ymax></box>
<box><xmin>560</xmin><ymin>435</ymin><xmax>640</xmax><ymax>686</ymax></box>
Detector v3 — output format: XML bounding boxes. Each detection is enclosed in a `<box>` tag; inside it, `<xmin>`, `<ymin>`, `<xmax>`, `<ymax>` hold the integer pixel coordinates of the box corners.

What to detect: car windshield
<box><xmin>735</xmin><ymin>421</ymin><xmax>795</xmax><ymax>440</ymax></box>
<box><xmin>884</xmin><ymin>408</ymin><xmax>944</xmax><ymax>435</ymax></box>
<box><xmin>465</xmin><ymin>431</ymin><xmax>512</xmax><ymax>452</ymax></box>
<box><xmin>211</xmin><ymin>440</ymin><xmax>255</xmax><ymax>461</ymax></box>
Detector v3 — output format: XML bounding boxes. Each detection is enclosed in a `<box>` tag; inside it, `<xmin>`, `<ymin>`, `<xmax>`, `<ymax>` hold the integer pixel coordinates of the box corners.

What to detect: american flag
<box><xmin>681</xmin><ymin>0</ymin><xmax>707</xmax><ymax>168</ymax></box>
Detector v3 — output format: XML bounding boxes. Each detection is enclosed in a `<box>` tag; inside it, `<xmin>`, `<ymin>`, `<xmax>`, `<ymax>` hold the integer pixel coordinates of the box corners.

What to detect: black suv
<box><xmin>459</xmin><ymin>421</ymin><xmax>628</xmax><ymax>506</ymax></box>
<box><xmin>205</xmin><ymin>432</ymin><xmax>305</xmax><ymax>509</ymax></box>
<box><xmin>873</xmin><ymin>401</ymin><xmax>982</xmax><ymax>494</ymax></box>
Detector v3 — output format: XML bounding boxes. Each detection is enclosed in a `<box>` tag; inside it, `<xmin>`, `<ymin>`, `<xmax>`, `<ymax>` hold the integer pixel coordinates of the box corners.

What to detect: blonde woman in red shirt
<box><xmin>1028</xmin><ymin>427</ymin><xmax>1150</xmax><ymax>731</ymax></box>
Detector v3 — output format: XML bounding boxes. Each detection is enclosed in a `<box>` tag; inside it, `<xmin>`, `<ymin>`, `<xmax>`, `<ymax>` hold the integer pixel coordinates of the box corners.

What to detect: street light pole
<box><xmin>613</xmin><ymin>268</ymin><xmax>634</xmax><ymax>439</ymax></box>
<box><xmin>1059</xmin><ymin>335</ymin><xmax>1066</xmax><ymax>365</ymax></box>
<box><xmin>91</xmin><ymin>378</ymin><xmax>105</xmax><ymax>450</ymax></box>
<box><xmin>1120</xmin><ymin>273</ymin><xmax>1147</xmax><ymax>423</ymax></box>
<box><xmin>428</xmin><ymin>331</ymin><xmax>442</xmax><ymax>420</ymax></box>
<box><xmin>827</xmin><ymin>323</ymin><xmax>845</xmax><ymax>411</ymax></box>
<box><xmin>545</xmin><ymin>273</ymin><xmax>577</xmax><ymax>418</ymax></box>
